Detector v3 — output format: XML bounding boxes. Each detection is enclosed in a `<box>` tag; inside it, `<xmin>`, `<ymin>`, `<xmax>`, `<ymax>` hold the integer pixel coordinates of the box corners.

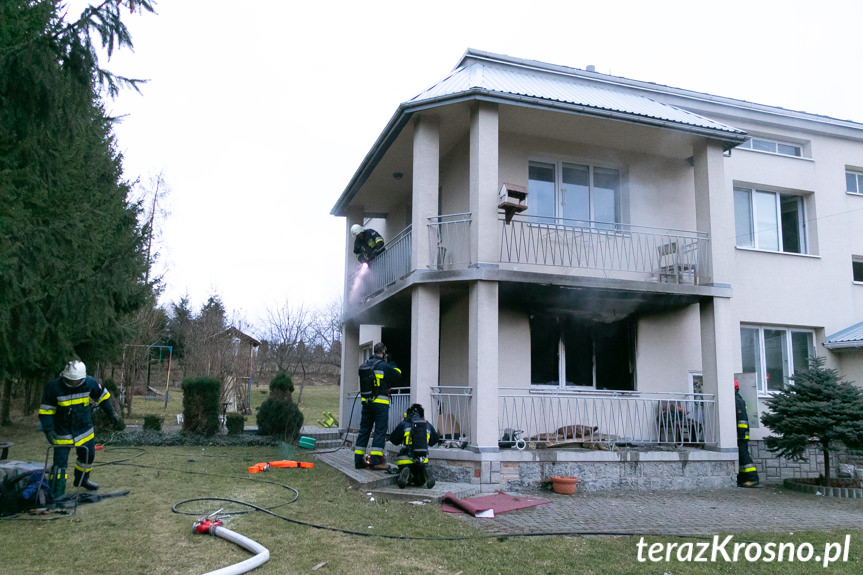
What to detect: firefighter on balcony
<box><xmin>39</xmin><ymin>360</ymin><xmax>120</xmax><ymax>497</ymax></box>
<box><xmin>354</xmin><ymin>343</ymin><xmax>401</xmax><ymax>470</ymax></box>
<box><xmin>351</xmin><ymin>224</ymin><xmax>385</xmax><ymax>264</ymax></box>
<box><xmin>390</xmin><ymin>403</ymin><xmax>439</xmax><ymax>488</ymax></box>
<box><xmin>735</xmin><ymin>379</ymin><xmax>760</xmax><ymax>487</ymax></box>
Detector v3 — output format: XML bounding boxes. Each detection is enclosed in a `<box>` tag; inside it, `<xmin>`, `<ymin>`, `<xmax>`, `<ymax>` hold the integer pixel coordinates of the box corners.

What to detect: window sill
<box><xmin>846</xmin><ymin>191</ymin><xmax>863</xmax><ymax>198</ymax></box>
<box><xmin>735</xmin><ymin>246</ymin><xmax>820</xmax><ymax>259</ymax></box>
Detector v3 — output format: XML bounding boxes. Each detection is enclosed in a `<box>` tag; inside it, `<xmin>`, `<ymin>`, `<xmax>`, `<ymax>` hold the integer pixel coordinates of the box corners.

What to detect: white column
<box><xmin>339</xmin><ymin>319</ymin><xmax>360</xmax><ymax>430</ymax></box>
<box><xmin>469</xmin><ymin>280</ymin><xmax>499</xmax><ymax>451</ymax></box>
<box><xmin>412</xmin><ymin>114</ymin><xmax>439</xmax><ymax>271</ymax></box>
<box><xmin>410</xmin><ymin>284</ymin><xmax>440</xmax><ymax>411</ymax></box>
<box><xmin>694</xmin><ymin>141</ymin><xmax>736</xmax><ymax>451</ymax></box>
<box><xmin>469</xmin><ymin>102</ymin><xmax>499</xmax><ymax>265</ymax></box>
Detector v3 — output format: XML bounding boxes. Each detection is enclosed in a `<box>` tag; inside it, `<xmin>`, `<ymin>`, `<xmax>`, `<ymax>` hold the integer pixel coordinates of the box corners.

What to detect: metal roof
<box><xmin>409</xmin><ymin>62</ymin><xmax>747</xmax><ymax>139</ymax></box>
<box><xmin>825</xmin><ymin>321</ymin><xmax>863</xmax><ymax>350</ymax></box>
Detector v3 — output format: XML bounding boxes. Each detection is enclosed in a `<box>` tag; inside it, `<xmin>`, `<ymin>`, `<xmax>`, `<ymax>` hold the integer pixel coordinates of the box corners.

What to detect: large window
<box><xmin>528</xmin><ymin>161</ymin><xmax>620</xmax><ymax>227</ymax></box>
<box><xmin>734</xmin><ymin>187</ymin><xmax>807</xmax><ymax>253</ymax></box>
<box><xmin>740</xmin><ymin>325</ymin><xmax>814</xmax><ymax>393</ymax></box>
<box><xmin>530</xmin><ymin>314</ymin><xmax>635</xmax><ymax>390</ymax></box>
<box><xmin>738</xmin><ymin>137</ymin><xmax>802</xmax><ymax>158</ymax></box>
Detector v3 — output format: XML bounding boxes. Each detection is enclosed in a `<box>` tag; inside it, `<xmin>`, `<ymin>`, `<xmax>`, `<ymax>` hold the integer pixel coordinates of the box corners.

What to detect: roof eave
<box><xmin>330</xmin><ymin>90</ymin><xmax>748</xmax><ymax>216</ymax></box>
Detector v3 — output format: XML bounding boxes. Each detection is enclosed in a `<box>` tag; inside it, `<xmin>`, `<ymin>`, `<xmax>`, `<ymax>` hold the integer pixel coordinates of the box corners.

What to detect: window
<box><xmin>530</xmin><ymin>314</ymin><xmax>635</xmax><ymax>390</ymax></box>
<box><xmin>738</xmin><ymin>137</ymin><xmax>802</xmax><ymax>157</ymax></box>
<box><xmin>734</xmin><ymin>187</ymin><xmax>807</xmax><ymax>253</ymax></box>
<box><xmin>740</xmin><ymin>325</ymin><xmax>814</xmax><ymax>393</ymax></box>
<box><xmin>854</xmin><ymin>257</ymin><xmax>863</xmax><ymax>282</ymax></box>
<box><xmin>846</xmin><ymin>170</ymin><xmax>863</xmax><ymax>195</ymax></box>
<box><xmin>528</xmin><ymin>161</ymin><xmax>620</xmax><ymax>227</ymax></box>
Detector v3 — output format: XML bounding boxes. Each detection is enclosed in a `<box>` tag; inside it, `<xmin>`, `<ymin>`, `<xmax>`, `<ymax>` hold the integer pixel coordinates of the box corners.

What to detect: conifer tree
<box><xmin>0</xmin><ymin>1</ymin><xmax>156</xmax><ymax>421</ymax></box>
<box><xmin>761</xmin><ymin>356</ymin><xmax>863</xmax><ymax>486</ymax></box>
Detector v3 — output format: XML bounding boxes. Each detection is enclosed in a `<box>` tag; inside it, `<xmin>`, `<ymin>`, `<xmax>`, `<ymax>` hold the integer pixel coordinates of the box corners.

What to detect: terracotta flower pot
<box><xmin>551</xmin><ymin>475</ymin><xmax>578</xmax><ymax>495</ymax></box>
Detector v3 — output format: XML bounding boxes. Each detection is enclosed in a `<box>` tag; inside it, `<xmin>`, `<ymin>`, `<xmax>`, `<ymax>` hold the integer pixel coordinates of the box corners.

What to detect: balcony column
<box><xmin>339</xmin><ymin>319</ymin><xmax>360</xmax><ymax>429</ymax></box>
<box><xmin>469</xmin><ymin>280</ymin><xmax>499</xmax><ymax>452</ymax></box>
<box><xmin>693</xmin><ymin>141</ymin><xmax>736</xmax><ymax>451</ymax></box>
<box><xmin>469</xmin><ymin>101</ymin><xmax>499</xmax><ymax>265</ymax></box>
<box><xmin>412</xmin><ymin>114</ymin><xmax>439</xmax><ymax>271</ymax></box>
<box><xmin>410</xmin><ymin>284</ymin><xmax>440</xmax><ymax>410</ymax></box>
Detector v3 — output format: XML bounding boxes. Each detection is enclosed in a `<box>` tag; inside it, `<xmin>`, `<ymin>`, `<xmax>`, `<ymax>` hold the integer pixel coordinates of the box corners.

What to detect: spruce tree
<box><xmin>0</xmin><ymin>1</ymin><xmax>156</xmax><ymax>420</ymax></box>
<box><xmin>761</xmin><ymin>356</ymin><xmax>863</xmax><ymax>486</ymax></box>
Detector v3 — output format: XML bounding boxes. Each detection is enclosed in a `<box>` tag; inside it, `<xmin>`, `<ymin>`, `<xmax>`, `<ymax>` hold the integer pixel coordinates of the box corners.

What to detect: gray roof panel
<box><xmin>825</xmin><ymin>321</ymin><xmax>863</xmax><ymax>349</ymax></box>
<box><xmin>409</xmin><ymin>64</ymin><xmax>746</xmax><ymax>137</ymax></box>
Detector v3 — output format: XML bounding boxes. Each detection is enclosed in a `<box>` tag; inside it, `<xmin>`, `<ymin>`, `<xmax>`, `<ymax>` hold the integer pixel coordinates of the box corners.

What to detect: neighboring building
<box><xmin>331</xmin><ymin>49</ymin><xmax>863</xmax><ymax>491</ymax></box>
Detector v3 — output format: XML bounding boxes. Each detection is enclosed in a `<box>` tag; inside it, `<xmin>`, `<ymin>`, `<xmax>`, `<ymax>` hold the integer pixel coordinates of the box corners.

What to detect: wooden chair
<box><xmin>657</xmin><ymin>241</ymin><xmax>697</xmax><ymax>284</ymax></box>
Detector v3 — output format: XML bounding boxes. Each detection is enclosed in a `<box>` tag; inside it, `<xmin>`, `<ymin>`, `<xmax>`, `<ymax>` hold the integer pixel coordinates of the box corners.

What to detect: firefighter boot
<box><xmin>50</xmin><ymin>467</ymin><xmax>67</xmax><ymax>500</ymax></box>
<box><xmin>74</xmin><ymin>469</ymin><xmax>99</xmax><ymax>491</ymax></box>
<box><xmin>425</xmin><ymin>466</ymin><xmax>436</xmax><ymax>489</ymax></box>
<box><xmin>397</xmin><ymin>466</ymin><xmax>410</xmax><ymax>489</ymax></box>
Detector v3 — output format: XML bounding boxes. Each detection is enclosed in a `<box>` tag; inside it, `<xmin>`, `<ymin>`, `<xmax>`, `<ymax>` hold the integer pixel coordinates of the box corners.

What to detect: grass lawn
<box><xmin>3</xmin><ymin>396</ymin><xmax>863</xmax><ymax>574</ymax></box>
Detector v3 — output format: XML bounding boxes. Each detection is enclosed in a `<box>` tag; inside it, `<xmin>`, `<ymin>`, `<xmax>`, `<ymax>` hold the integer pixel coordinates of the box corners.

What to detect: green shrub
<box><xmin>256</xmin><ymin>397</ymin><xmax>304</xmax><ymax>441</ymax></box>
<box><xmin>225</xmin><ymin>413</ymin><xmax>245</xmax><ymax>435</ymax></box>
<box><xmin>269</xmin><ymin>371</ymin><xmax>294</xmax><ymax>401</ymax></box>
<box><xmin>181</xmin><ymin>377</ymin><xmax>221</xmax><ymax>436</ymax></box>
<box><xmin>143</xmin><ymin>414</ymin><xmax>163</xmax><ymax>432</ymax></box>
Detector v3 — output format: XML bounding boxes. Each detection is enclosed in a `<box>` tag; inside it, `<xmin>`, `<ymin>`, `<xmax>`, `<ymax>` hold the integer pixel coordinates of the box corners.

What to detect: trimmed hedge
<box><xmin>226</xmin><ymin>413</ymin><xmax>245</xmax><ymax>435</ymax></box>
<box><xmin>181</xmin><ymin>377</ymin><xmax>221</xmax><ymax>436</ymax></box>
<box><xmin>143</xmin><ymin>414</ymin><xmax>163</xmax><ymax>432</ymax></box>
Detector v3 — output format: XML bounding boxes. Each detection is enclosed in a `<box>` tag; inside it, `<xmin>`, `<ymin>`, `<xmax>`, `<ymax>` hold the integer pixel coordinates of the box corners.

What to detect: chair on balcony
<box><xmin>657</xmin><ymin>241</ymin><xmax>697</xmax><ymax>284</ymax></box>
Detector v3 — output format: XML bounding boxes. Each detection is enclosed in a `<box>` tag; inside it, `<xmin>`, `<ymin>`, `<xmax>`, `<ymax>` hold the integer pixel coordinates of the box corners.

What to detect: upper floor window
<box><xmin>740</xmin><ymin>325</ymin><xmax>814</xmax><ymax>394</ymax></box>
<box><xmin>738</xmin><ymin>137</ymin><xmax>802</xmax><ymax>158</ymax></box>
<box><xmin>528</xmin><ymin>161</ymin><xmax>620</xmax><ymax>228</ymax></box>
<box><xmin>846</xmin><ymin>170</ymin><xmax>863</xmax><ymax>195</ymax></box>
<box><xmin>854</xmin><ymin>256</ymin><xmax>863</xmax><ymax>283</ymax></box>
<box><xmin>734</xmin><ymin>187</ymin><xmax>807</xmax><ymax>254</ymax></box>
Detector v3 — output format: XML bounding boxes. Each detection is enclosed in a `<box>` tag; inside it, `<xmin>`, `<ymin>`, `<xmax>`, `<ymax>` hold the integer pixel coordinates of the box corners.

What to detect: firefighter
<box><xmin>389</xmin><ymin>403</ymin><xmax>439</xmax><ymax>489</ymax></box>
<box><xmin>354</xmin><ymin>343</ymin><xmax>401</xmax><ymax>470</ymax></box>
<box><xmin>735</xmin><ymin>379</ymin><xmax>760</xmax><ymax>487</ymax></box>
<box><xmin>39</xmin><ymin>361</ymin><xmax>120</xmax><ymax>497</ymax></box>
<box><xmin>351</xmin><ymin>224</ymin><xmax>385</xmax><ymax>264</ymax></box>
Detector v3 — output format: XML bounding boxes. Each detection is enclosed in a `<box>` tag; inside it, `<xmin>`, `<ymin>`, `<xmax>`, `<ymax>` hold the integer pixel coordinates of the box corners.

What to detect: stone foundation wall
<box><xmin>748</xmin><ymin>440</ymin><xmax>837</xmax><ymax>482</ymax></box>
<box><xmin>429</xmin><ymin>453</ymin><xmax>736</xmax><ymax>492</ymax></box>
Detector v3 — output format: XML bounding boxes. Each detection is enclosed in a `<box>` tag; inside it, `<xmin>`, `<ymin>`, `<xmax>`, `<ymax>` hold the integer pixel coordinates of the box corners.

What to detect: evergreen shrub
<box><xmin>256</xmin><ymin>372</ymin><xmax>303</xmax><ymax>441</ymax></box>
<box><xmin>226</xmin><ymin>413</ymin><xmax>245</xmax><ymax>435</ymax></box>
<box><xmin>181</xmin><ymin>377</ymin><xmax>221</xmax><ymax>436</ymax></box>
<box><xmin>143</xmin><ymin>414</ymin><xmax>163</xmax><ymax>432</ymax></box>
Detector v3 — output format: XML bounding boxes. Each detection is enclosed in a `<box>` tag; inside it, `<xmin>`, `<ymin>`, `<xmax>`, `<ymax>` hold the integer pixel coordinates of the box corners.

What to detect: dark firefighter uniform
<box><xmin>354</xmin><ymin>345</ymin><xmax>401</xmax><ymax>469</ymax></box>
<box><xmin>389</xmin><ymin>405</ymin><xmax>439</xmax><ymax>488</ymax></box>
<box><xmin>353</xmin><ymin>228</ymin><xmax>385</xmax><ymax>264</ymax></box>
<box><xmin>39</xmin><ymin>375</ymin><xmax>118</xmax><ymax>495</ymax></box>
<box><xmin>735</xmin><ymin>385</ymin><xmax>760</xmax><ymax>487</ymax></box>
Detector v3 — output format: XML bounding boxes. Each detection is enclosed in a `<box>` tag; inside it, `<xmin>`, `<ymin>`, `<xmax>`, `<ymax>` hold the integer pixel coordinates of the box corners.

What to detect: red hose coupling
<box><xmin>193</xmin><ymin>518</ymin><xmax>223</xmax><ymax>535</ymax></box>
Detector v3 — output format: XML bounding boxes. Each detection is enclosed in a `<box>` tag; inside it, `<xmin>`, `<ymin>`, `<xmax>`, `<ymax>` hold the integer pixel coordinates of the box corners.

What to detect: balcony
<box><xmin>349</xmin><ymin>213</ymin><xmax>711</xmax><ymax>302</ymax></box>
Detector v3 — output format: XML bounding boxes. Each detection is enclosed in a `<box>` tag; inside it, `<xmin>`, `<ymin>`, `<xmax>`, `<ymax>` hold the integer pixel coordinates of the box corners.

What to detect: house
<box><xmin>331</xmin><ymin>49</ymin><xmax>863</xmax><ymax>491</ymax></box>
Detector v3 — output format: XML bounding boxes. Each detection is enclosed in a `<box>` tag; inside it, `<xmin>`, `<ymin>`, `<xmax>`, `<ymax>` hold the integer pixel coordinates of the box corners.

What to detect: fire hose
<box><xmin>193</xmin><ymin>510</ymin><xmax>269</xmax><ymax>575</ymax></box>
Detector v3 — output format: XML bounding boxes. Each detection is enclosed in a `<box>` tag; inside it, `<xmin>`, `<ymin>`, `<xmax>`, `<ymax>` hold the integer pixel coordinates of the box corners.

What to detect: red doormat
<box><xmin>442</xmin><ymin>491</ymin><xmax>551</xmax><ymax>517</ymax></box>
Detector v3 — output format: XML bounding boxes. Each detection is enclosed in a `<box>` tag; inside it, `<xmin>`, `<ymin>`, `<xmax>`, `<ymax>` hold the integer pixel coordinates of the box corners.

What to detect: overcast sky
<box><xmin>86</xmin><ymin>0</ymin><xmax>863</xmax><ymax>329</ymax></box>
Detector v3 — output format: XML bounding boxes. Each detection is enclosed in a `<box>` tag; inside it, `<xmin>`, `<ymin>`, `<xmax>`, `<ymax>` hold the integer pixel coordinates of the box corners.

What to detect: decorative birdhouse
<box><xmin>498</xmin><ymin>182</ymin><xmax>528</xmax><ymax>224</ymax></box>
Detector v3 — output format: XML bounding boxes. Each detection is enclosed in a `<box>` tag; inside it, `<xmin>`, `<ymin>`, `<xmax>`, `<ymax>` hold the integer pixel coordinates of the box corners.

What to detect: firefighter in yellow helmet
<box><xmin>389</xmin><ymin>403</ymin><xmax>439</xmax><ymax>488</ymax></box>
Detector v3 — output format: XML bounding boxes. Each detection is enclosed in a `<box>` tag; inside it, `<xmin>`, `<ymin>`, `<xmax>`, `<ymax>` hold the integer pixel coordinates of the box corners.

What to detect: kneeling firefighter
<box><xmin>38</xmin><ymin>361</ymin><xmax>120</xmax><ymax>498</ymax></box>
<box><xmin>389</xmin><ymin>403</ymin><xmax>439</xmax><ymax>489</ymax></box>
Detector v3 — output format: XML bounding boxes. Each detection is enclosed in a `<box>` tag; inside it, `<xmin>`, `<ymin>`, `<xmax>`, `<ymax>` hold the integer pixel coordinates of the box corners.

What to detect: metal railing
<box><xmin>498</xmin><ymin>388</ymin><xmax>716</xmax><ymax>447</ymax></box>
<box><xmin>427</xmin><ymin>213</ymin><xmax>472</xmax><ymax>270</ymax></box>
<box><xmin>499</xmin><ymin>214</ymin><xmax>711</xmax><ymax>284</ymax></box>
<box><xmin>345</xmin><ymin>387</ymin><xmax>411</xmax><ymax>434</ymax></box>
<box><xmin>429</xmin><ymin>386</ymin><xmax>472</xmax><ymax>443</ymax></box>
<box><xmin>348</xmin><ymin>225</ymin><xmax>412</xmax><ymax>302</ymax></box>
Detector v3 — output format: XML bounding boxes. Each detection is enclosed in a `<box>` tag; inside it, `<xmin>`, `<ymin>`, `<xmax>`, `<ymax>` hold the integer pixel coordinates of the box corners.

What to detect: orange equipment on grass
<box><xmin>248</xmin><ymin>460</ymin><xmax>314</xmax><ymax>473</ymax></box>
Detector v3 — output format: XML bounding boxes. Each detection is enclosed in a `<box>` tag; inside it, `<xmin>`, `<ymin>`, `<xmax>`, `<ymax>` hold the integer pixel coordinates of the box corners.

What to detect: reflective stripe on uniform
<box><xmin>98</xmin><ymin>388</ymin><xmax>111</xmax><ymax>404</ymax></box>
<box><xmin>740</xmin><ymin>465</ymin><xmax>757</xmax><ymax>473</ymax></box>
<box><xmin>354</xmin><ymin>449</ymin><xmax>365</xmax><ymax>455</ymax></box>
<box><xmin>39</xmin><ymin>404</ymin><xmax>57</xmax><ymax>415</ymax></box>
<box><xmin>372</xmin><ymin>397</ymin><xmax>389</xmax><ymax>405</ymax></box>
<box><xmin>56</xmin><ymin>391</ymin><xmax>90</xmax><ymax>407</ymax></box>
<box><xmin>73</xmin><ymin>429</ymin><xmax>94</xmax><ymax>446</ymax></box>
<box><xmin>370</xmin><ymin>450</ymin><xmax>384</xmax><ymax>457</ymax></box>
<box><xmin>397</xmin><ymin>458</ymin><xmax>413</xmax><ymax>465</ymax></box>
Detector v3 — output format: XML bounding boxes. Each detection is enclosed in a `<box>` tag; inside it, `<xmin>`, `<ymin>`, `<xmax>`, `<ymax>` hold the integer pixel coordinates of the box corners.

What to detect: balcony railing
<box><xmin>498</xmin><ymin>389</ymin><xmax>717</xmax><ymax>447</ymax></box>
<box><xmin>499</xmin><ymin>214</ymin><xmax>710</xmax><ymax>284</ymax></box>
<box><xmin>348</xmin><ymin>225</ymin><xmax>412</xmax><ymax>301</ymax></box>
<box><xmin>427</xmin><ymin>213</ymin><xmax>471</xmax><ymax>270</ymax></box>
<box><xmin>429</xmin><ymin>386</ymin><xmax>472</xmax><ymax>444</ymax></box>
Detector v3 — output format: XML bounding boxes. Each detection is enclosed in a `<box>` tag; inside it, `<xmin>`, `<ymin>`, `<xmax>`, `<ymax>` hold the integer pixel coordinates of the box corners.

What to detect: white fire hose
<box><xmin>194</xmin><ymin>512</ymin><xmax>270</xmax><ymax>575</ymax></box>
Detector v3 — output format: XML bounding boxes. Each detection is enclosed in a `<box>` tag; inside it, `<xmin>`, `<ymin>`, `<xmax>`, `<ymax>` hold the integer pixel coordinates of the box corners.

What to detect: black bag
<box><xmin>0</xmin><ymin>471</ymin><xmax>31</xmax><ymax>516</ymax></box>
<box><xmin>358</xmin><ymin>358</ymin><xmax>384</xmax><ymax>399</ymax></box>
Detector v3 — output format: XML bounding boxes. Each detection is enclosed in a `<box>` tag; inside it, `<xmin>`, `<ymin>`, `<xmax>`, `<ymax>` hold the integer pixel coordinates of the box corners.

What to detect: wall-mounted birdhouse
<box><xmin>498</xmin><ymin>182</ymin><xmax>528</xmax><ymax>224</ymax></box>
